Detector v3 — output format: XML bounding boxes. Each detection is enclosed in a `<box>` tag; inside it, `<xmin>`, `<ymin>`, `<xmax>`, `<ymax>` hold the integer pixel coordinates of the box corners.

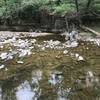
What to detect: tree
<box><xmin>0</xmin><ymin>0</ymin><xmax>99</xmax><ymax>25</ymax></box>
<box><xmin>74</xmin><ymin>0</ymin><xmax>79</xmax><ymax>12</ymax></box>
<box><xmin>86</xmin><ymin>0</ymin><xmax>93</xmax><ymax>10</ymax></box>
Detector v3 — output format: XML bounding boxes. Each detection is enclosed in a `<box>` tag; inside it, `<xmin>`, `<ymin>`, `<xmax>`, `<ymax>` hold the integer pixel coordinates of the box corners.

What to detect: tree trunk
<box><xmin>81</xmin><ymin>25</ymin><xmax>100</xmax><ymax>36</ymax></box>
<box><xmin>86</xmin><ymin>0</ymin><xmax>92</xmax><ymax>10</ymax></box>
<box><xmin>75</xmin><ymin>0</ymin><xmax>79</xmax><ymax>12</ymax></box>
<box><xmin>65</xmin><ymin>16</ymin><xmax>69</xmax><ymax>32</ymax></box>
<box><xmin>74</xmin><ymin>0</ymin><xmax>82</xmax><ymax>26</ymax></box>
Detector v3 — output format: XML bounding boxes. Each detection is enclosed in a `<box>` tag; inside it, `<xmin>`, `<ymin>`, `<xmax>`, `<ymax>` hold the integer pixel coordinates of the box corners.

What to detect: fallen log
<box><xmin>80</xmin><ymin>25</ymin><xmax>100</xmax><ymax>36</ymax></box>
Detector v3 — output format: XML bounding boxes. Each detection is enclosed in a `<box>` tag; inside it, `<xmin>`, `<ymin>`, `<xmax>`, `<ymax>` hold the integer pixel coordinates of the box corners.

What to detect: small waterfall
<box><xmin>64</xmin><ymin>30</ymin><xmax>79</xmax><ymax>47</ymax></box>
<box><xmin>68</xmin><ymin>30</ymin><xmax>78</xmax><ymax>42</ymax></box>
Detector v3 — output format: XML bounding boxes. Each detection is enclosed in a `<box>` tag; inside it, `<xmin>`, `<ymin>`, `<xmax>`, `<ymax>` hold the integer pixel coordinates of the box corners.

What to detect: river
<box><xmin>0</xmin><ymin>33</ymin><xmax>100</xmax><ymax>100</ymax></box>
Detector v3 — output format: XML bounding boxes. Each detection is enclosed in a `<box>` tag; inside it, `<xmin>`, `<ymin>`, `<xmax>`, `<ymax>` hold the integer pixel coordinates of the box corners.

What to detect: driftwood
<box><xmin>81</xmin><ymin>25</ymin><xmax>100</xmax><ymax>36</ymax></box>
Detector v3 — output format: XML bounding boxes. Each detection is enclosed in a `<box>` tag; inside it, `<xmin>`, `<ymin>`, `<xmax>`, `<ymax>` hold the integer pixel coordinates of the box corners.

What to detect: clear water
<box><xmin>0</xmin><ymin>35</ymin><xmax>100</xmax><ymax>100</ymax></box>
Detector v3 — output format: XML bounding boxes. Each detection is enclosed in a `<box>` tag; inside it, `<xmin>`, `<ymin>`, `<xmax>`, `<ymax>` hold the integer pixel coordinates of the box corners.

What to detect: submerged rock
<box><xmin>86</xmin><ymin>38</ymin><xmax>100</xmax><ymax>47</ymax></box>
<box><xmin>75</xmin><ymin>53</ymin><xmax>79</xmax><ymax>58</ymax></box>
<box><xmin>44</xmin><ymin>40</ymin><xmax>61</xmax><ymax>49</ymax></box>
<box><xmin>0</xmin><ymin>51</ymin><xmax>16</xmax><ymax>60</ymax></box>
<box><xmin>78</xmin><ymin>56</ymin><xmax>84</xmax><ymax>61</ymax></box>
<box><xmin>0</xmin><ymin>65</ymin><xmax>5</xmax><ymax>69</ymax></box>
<box><xmin>19</xmin><ymin>49</ymin><xmax>32</xmax><ymax>57</ymax></box>
<box><xmin>31</xmin><ymin>39</ymin><xmax>37</xmax><ymax>44</ymax></box>
<box><xmin>66</xmin><ymin>41</ymin><xmax>78</xmax><ymax>48</ymax></box>
<box><xmin>7</xmin><ymin>53</ymin><xmax>13</xmax><ymax>60</ymax></box>
<box><xmin>41</xmin><ymin>47</ymin><xmax>45</xmax><ymax>51</ymax></box>
<box><xmin>18</xmin><ymin>39</ymin><xmax>29</xmax><ymax>49</ymax></box>
<box><xmin>74</xmin><ymin>53</ymin><xmax>84</xmax><ymax>61</ymax></box>
<box><xmin>17</xmin><ymin>61</ymin><xmax>24</xmax><ymax>64</ymax></box>
<box><xmin>0</xmin><ymin>45</ymin><xmax>3</xmax><ymax>49</ymax></box>
<box><xmin>3</xmin><ymin>37</ymin><xmax>16</xmax><ymax>44</ymax></box>
<box><xmin>0</xmin><ymin>53</ymin><xmax>8</xmax><ymax>60</ymax></box>
<box><xmin>63</xmin><ymin>50</ymin><xmax>68</xmax><ymax>54</ymax></box>
<box><xmin>5</xmin><ymin>68</ymin><xmax>8</xmax><ymax>71</ymax></box>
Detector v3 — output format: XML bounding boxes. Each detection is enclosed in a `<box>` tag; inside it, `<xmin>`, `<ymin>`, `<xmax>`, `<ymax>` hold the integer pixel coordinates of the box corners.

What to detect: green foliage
<box><xmin>0</xmin><ymin>0</ymin><xmax>99</xmax><ymax>23</ymax></box>
<box><xmin>0</xmin><ymin>0</ymin><xmax>21</xmax><ymax>19</ymax></box>
<box><xmin>93</xmin><ymin>0</ymin><xmax>100</xmax><ymax>12</ymax></box>
<box><xmin>51</xmin><ymin>3</ymin><xmax>76</xmax><ymax>16</ymax></box>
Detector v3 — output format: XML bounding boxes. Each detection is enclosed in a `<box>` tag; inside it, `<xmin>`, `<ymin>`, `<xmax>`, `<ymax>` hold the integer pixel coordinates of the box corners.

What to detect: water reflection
<box><xmin>0</xmin><ymin>87</ymin><xmax>2</xmax><ymax>100</ymax></box>
<box><xmin>16</xmin><ymin>80</ymin><xmax>37</xmax><ymax>100</ymax></box>
<box><xmin>86</xmin><ymin>71</ymin><xmax>99</xmax><ymax>87</ymax></box>
<box><xmin>32</xmin><ymin>70</ymin><xmax>42</xmax><ymax>84</ymax></box>
<box><xmin>48</xmin><ymin>71</ymin><xmax>63</xmax><ymax>85</ymax></box>
<box><xmin>57</xmin><ymin>87</ymin><xmax>72</xmax><ymax>100</ymax></box>
<box><xmin>0</xmin><ymin>70</ymin><xmax>42</xmax><ymax>100</ymax></box>
<box><xmin>0</xmin><ymin>69</ymin><xmax>100</xmax><ymax>100</ymax></box>
<box><xmin>48</xmin><ymin>70</ymin><xmax>72</xmax><ymax>100</ymax></box>
<box><xmin>16</xmin><ymin>70</ymin><xmax>42</xmax><ymax>100</ymax></box>
<box><xmin>0</xmin><ymin>34</ymin><xmax>100</xmax><ymax>100</ymax></box>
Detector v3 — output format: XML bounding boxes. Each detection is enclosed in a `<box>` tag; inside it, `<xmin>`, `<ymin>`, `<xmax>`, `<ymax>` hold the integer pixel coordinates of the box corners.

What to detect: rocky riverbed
<box><xmin>0</xmin><ymin>31</ymin><xmax>100</xmax><ymax>100</ymax></box>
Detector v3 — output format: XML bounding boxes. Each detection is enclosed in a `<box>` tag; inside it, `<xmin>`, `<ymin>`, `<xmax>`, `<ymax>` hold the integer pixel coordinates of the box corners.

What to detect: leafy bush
<box><xmin>0</xmin><ymin>0</ymin><xmax>99</xmax><ymax>24</ymax></box>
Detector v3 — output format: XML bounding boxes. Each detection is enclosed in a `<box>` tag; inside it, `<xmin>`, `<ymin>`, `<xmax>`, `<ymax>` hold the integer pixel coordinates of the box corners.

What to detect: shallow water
<box><xmin>0</xmin><ymin>34</ymin><xmax>100</xmax><ymax>100</ymax></box>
